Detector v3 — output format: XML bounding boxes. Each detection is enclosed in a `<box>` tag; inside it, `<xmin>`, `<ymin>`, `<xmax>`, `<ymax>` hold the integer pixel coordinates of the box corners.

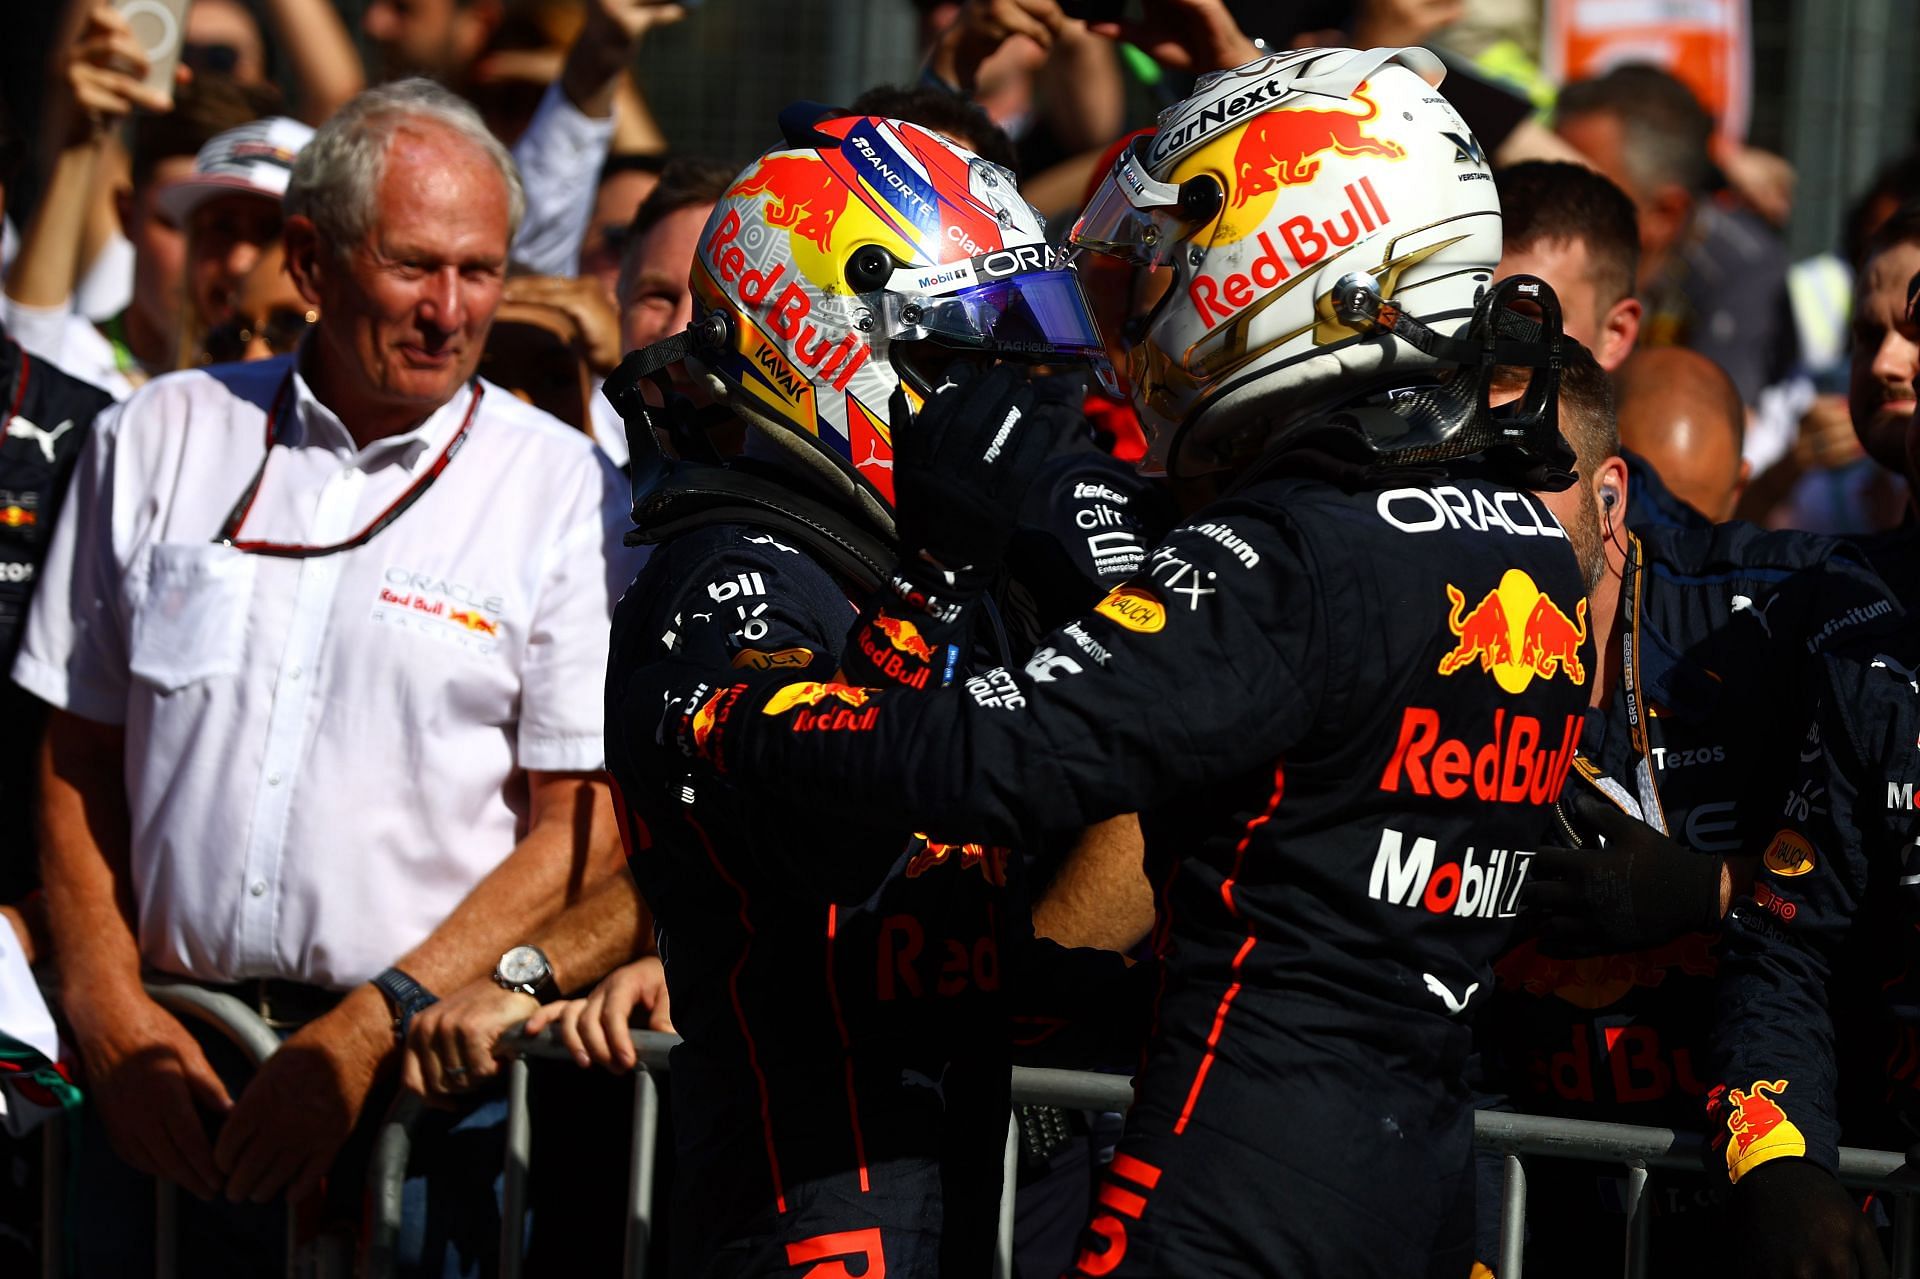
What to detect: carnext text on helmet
<box><xmin>1151</xmin><ymin>77</ymin><xmax>1291</xmax><ymax>162</ymax></box>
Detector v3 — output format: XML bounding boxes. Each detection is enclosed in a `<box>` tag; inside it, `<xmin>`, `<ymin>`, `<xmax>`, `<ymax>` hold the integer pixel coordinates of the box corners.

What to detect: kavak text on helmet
<box><xmin>1070</xmin><ymin>47</ymin><xmax>1509</xmax><ymax>476</ymax></box>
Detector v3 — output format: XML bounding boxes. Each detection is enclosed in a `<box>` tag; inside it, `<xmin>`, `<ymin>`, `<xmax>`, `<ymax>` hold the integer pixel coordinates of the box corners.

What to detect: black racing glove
<box><xmin>1521</xmin><ymin>783</ymin><xmax>1725</xmax><ymax>953</ymax></box>
<box><xmin>887</xmin><ymin>364</ymin><xmax>1080</xmax><ymax>621</ymax></box>
<box><xmin>1722</xmin><ymin>1159</ymin><xmax>1889</xmax><ymax>1279</ymax></box>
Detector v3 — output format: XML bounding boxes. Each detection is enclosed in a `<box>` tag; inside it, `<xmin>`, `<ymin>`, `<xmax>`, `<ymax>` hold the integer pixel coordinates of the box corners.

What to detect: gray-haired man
<box><xmin>17</xmin><ymin>78</ymin><xmax>640</xmax><ymax>1271</ymax></box>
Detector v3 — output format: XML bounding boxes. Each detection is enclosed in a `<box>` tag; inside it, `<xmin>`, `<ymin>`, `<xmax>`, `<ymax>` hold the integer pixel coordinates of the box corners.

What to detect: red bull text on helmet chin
<box><xmin>705</xmin><ymin>209</ymin><xmax>874</xmax><ymax>396</ymax></box>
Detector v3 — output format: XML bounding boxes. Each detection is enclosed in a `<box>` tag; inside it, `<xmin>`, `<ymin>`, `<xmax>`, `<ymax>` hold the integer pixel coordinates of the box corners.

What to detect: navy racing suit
<box><xmin>1478</xmin><ymin>520</ymin><xmax>1899</xmax><ymax>1274</ymax></box>
<box><xmin>633</xmin><ymin>457</ymin><xmax>1596</xmax><ymax>1278</ymax></box>
<box><xmin>605</xmin><ymin>449</ymin><xmax>1147</xmax><ymax>1277</ymax></box>
<box><xmin>1708</xmin><ymin>622</ymin><xmax>1920</xmax><ymax>1190</ymax></box>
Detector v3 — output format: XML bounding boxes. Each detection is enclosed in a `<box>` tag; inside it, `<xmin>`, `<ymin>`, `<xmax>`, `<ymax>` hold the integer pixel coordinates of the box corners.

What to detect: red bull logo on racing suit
<box><xmin>857</xmin><ymin>611</ymin><xmax>938</xmax><ymax>689</ymax></box>
<box><xmin>1438</xmin><ymin>569</ymin><xmax>1589</xmax><ymax>695</ymax></box>
<box><xmin>1715</xmin><ymin>1079</ymin><xmax>1807</xmax><ymax>1181</ymax></box>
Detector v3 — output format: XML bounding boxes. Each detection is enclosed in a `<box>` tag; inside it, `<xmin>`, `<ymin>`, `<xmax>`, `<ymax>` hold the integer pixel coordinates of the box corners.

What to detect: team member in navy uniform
<box><xmin>1479</xmin><ymin>366</ymin><xmax>1901</xmax><ymax>1275</ymax></box>
<box><xmin>1703</xmin><ymin>628</ymin><xmax>1920</xmax><ymax>1279</ymax></box>
<box><xmin>627</xmin><ymin>50</ymin><xmax>1595</xmax><ymax>1278</ymax></box>
<box><xmin>602</xmin><ymin>112</ymin><xmax>1134</xmax><ymax>1276</ymax></box>
<box><xmin>0</xmin><ymin>324</ymin><xmax>113</xmax><ymax>898</ymax></box>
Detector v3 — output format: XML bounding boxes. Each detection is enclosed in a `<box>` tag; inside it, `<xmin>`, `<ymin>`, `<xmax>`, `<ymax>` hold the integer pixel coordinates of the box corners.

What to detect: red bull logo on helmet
<box><xmin>729</xmin><ymin>154</ymin><xmax>852</xmax><ymax>252</ymax></box>
<box><xmin>1717</xmin><ymin>1079</ymin><xmax>1807</xmax><ymax>1182</ymax></box>
<box><xmin>701</xmin><ymin>221</ymin><xmax>875</xmax><ymax>398</ymax></box>
<box><xmin>1189</xmin><ymin>178</ymin><xmax>1392</xmax><ymax>329</ymax></box>
<box><xmin>1438</xmin><ymin>569</ymin><xmax>1589</xmax><ymax>695</ymax></box>
<box><xmin>1230</xmin><ymin>82</ymin><xmax>1406</xmax><ymax>205</ymax></box>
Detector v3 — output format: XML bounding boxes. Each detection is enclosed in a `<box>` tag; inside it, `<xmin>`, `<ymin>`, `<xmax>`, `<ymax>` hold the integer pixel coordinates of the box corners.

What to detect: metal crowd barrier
<box><xmin>485</xmin><ymin>1029</ymin><xmax>1920</xmax><ymax>1279</ymax></box>
<box><xmin>40</xmin><ymin>1008</ymin><xmax>1920</xmax><ymax>1279</ymax></box>
<box><xmin>38</xmin><ymin>979</ymin><xmax>364</xmax><ymax>1279</ymax></box>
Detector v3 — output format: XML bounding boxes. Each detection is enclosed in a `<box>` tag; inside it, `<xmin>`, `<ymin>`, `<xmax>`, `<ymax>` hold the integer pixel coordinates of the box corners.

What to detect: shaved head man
<box><xmin>1615</xmin><ymin>348</ymin><xmax>1750</xmax><ymax>522</ymax></box>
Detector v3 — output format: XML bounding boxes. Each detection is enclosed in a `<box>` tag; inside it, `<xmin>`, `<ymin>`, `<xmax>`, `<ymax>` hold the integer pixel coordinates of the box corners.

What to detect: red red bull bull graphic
<box><xmin>1377</xmin><ymin>706</ymin><xmax>1582</xmax><ymax>805</ymax></box>
<box><xmin>730</xmin><ymin>154</ymin><xmax>852</xmax><ymax>252</ymax></box>
<box><xmin>760</xmin><ymin>680</ymin><xmax>880</xmax><ymax>732</ymax></box>
<box><xmin>1438</xmin><ymin>569</ymin><xmax>1588</xmax><ymax>694</ymax></box>
<box><xmin>1367</xmin><ymin>826</ymin><xmax>1531</xmax><ymax>918</ymax></box>
<box><xmin>689</xmin><ymin>683</ymin><xmax>750</xmax><ymax>764</ymax></box>
<box><xmin>904</xmin><ymin>833</ymin><xmax>1009</xmax><ymax>885</ymax></box>
<box><xmin>0</xmin><ymin>504</ymin><xmax>34</xmax><ymax>527</ymax></box>
<box><xmin>447</xmin><ymin>609</ymin><xmax>499</xmax><ymax>637</ymax></box>
<box><xmin>1495</xmin><ymin>932</ymin><xmax>1718</xmax><ymax>1010</ymax></box>
<box><xmin>1230</xmin><ymin>82</ymin><xmax>1406</xmax><ymax>205</ymax></box>
<box><xmin>1714</xmin><ymin>1078</ymin><xmax>1807</xmax><ymax>1181</ymax></box>
<box><xmin>1188</xmin><ymin>177</ymin><xmax>1392</xmax><ymax>329</ymax></box>
<box><xmin>857</xmin><ymin>611</ymin><xmax>938</xmax><ymax>689</ymax></box>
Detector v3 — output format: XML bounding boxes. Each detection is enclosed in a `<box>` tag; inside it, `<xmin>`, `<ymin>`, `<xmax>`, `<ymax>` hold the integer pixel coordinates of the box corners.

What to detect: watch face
<box><xmin>499</xmin><ymin>946</ymin><xmax>548</xmax><ymax>986</ymax></box>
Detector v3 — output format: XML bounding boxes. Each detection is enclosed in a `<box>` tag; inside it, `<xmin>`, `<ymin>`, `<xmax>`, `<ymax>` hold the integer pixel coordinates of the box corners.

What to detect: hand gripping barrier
<box><xmin>465</xmin><ymin>1029</ymin><xmax>1920</xmax><ymax>1279</ymax></box>
<box><xmin>38</xmin><ymin>980</ymin><xmax>375</xmax><ymax>1279</ymax></box>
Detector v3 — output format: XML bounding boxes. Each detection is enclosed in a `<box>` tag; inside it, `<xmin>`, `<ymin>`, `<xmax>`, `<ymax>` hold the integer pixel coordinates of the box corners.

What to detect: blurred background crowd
<box><xmin>5</xmin><ymin>0</ymin><xmax>1920</xmax><ymax>1275</ymax></box>
<box><xmin>3</xmin><ymin>0</ymin><xmax>1916</xmax><ymax>532</ymax></box>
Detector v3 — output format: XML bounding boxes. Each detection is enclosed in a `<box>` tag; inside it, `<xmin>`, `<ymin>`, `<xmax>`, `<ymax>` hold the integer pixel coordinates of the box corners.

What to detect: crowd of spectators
<box><xmin>1</xmin><ymin>0</ymin><xmax>1918</xmax><ymax>1276</ymax></box>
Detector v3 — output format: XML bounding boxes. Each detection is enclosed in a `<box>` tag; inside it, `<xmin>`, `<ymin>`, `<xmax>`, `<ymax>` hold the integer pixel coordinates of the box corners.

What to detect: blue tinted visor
<box><xmin>883</xmin><ymin>268</ymin><xmax>1116</xmax><ymax>394</ymax></box>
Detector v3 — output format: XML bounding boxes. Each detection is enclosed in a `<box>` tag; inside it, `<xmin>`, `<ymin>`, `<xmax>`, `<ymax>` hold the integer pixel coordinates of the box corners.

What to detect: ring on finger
<box><xmin>446</xmin><ymin>1065</ymin><xmax>471</xmax><ymax>1086</ymax></box>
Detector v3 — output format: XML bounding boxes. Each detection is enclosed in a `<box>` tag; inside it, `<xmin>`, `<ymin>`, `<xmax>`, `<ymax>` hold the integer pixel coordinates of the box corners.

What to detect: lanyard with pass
<box><xmin>212</xmin><ymin>373</ymin><xmax>483</xmax><ymax>559</ymax></box>
<box><xmin>1572</xmin><ymin>530</ymin><xmax>1669</xmax><ymax>835</ymax></box>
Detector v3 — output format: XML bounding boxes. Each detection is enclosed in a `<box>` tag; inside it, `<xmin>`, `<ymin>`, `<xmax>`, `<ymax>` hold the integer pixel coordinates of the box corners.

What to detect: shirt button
<box><xmin>249</xmin><ymin>880</ymin><xmax>267</xmax><ymax>897</ymax></box>
<box><xmin>267</xmin><ymin>771</ymin><xmax>282</xmax><ymax>786</ymax></box>
<box><xmin>288</xmin><ymin>664</ymin><xmax>303</xmax><ymax>681</ymax></box>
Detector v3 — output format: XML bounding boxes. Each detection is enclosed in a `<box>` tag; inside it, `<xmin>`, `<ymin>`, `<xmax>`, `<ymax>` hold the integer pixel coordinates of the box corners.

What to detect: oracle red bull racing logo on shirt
<box><xmin>1438</xmin><ymin>569</ymin><xmax>1588</xmax><ymax>694</ymax></box>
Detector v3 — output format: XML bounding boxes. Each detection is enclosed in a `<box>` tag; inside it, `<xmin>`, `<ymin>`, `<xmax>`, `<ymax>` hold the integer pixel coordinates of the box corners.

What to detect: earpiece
<box><xmin>1601</xmin><ymin>485</ymin><xmax>1619</xmax><ymax>512</ymax></box>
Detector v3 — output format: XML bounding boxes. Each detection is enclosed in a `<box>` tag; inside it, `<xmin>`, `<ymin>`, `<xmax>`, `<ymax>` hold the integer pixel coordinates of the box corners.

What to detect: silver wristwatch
<box><xmin>492</xmin><ymin>944</ymin><xmax>558</xmax><ymax>1001</ymax></box>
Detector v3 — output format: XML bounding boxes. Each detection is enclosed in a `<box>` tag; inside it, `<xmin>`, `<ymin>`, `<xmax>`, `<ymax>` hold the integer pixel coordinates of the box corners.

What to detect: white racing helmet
<box><xmin>1072</xmin><ymin>47</ymin><xmax>1514</xmax><ymax>477</ymax></box>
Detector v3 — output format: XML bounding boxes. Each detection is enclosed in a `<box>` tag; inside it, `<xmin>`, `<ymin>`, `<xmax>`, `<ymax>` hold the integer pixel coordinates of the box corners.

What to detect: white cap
<box><xmin>155</xmin><ymin>116</ymin><xmax>315</xmax><ymax>225</ymax></box>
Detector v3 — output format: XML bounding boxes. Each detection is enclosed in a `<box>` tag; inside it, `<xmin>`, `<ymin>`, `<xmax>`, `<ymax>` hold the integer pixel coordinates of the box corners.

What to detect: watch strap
<box><xmin>372</xmin><ymin>966</ymin><xmax>438</xmax><ymax>1043</ymax></box>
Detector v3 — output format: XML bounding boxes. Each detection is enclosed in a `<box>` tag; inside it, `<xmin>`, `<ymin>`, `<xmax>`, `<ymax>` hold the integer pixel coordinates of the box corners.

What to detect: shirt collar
<box><xmin>284</xmin><ymin>354</ymin><xmax>476</xmax><ymax>473</ymax></box>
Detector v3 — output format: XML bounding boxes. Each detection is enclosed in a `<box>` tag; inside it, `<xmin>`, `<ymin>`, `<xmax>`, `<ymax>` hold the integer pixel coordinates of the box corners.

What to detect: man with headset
<box><xmin>1498</xmin><ymin>335</ymin><xmax>1901</xmax><ymax>1276</ymax></box>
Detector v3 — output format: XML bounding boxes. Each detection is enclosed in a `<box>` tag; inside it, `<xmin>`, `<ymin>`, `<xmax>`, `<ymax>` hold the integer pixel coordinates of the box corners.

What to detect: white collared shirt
<box><xmin>15</xmin><ymin>355</ymin><xmax>646</xmax><ymax>988</ymax></box>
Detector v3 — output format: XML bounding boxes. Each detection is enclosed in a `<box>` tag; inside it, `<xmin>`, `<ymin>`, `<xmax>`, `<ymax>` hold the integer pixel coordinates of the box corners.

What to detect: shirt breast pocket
<box><xmin>129</xmin><ymin>543</ymin><xmax>256</xmax><ymax>691</ymax></box>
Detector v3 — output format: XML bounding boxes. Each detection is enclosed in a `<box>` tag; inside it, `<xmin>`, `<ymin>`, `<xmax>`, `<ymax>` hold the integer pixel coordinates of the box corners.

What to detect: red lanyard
<box><xmin>213</xmin><ymin>373</ymin><xmax>483</xmax><ymax>559</ymax></box>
